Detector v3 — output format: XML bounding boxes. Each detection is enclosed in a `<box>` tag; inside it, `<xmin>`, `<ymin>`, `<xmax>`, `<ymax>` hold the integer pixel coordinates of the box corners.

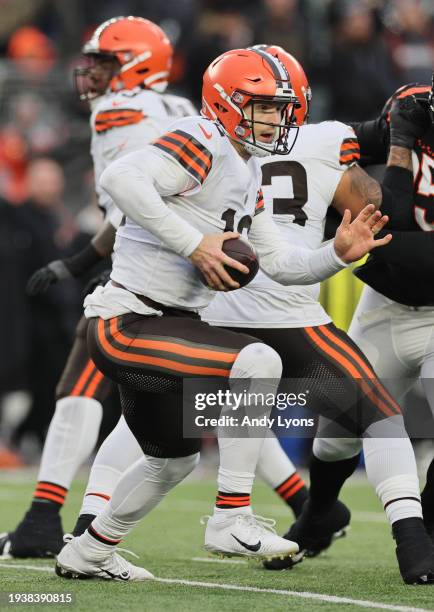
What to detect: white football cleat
<box><xmin>203</xmin><ymin>513</ymin><xmax>299</xmax><ymax>560</ymax></box>
<box><xmin>55</xmin><ymin>537</ymin><xmax>153</xmax><ymax>582</ymax></box>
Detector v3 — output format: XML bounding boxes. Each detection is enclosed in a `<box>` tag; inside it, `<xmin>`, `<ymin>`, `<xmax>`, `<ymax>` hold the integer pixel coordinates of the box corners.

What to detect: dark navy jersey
<box><xmin>351</xmin><ymin>83</ymin><xmax>434</xmax><ymax>306</ymax></box>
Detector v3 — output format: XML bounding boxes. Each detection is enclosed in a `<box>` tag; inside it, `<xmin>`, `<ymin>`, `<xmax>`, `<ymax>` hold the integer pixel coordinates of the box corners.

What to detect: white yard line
<box><xmin>191</xmin><ymin>556</ymin><xmax>247</xmax><ymax>565</ymax></box>
<box><xmin>0</xmin><ymin>561</ymin><xmax>429</xmax><ymax>612</ymax></box>
<box><xmin>0</xmin><ymin>562</ymin><xmax>55</xmax><ymax>572</ymax></box>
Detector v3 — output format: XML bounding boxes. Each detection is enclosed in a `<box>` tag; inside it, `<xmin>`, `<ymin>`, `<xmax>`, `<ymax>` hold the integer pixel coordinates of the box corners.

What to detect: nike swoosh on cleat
<box><xmin>101</xmin><ymin>569</ymin><xmax>131</xmax><ymax>581</ymax></box>
<box><xmin>231</xmin><ymin>534</ymin><xmax>261</xmax><ymax>552</ymax></box>
<box><xmin>198</xmin><ymin>124</ymin><xmax>212</xmax><ymax>140</ymax></box>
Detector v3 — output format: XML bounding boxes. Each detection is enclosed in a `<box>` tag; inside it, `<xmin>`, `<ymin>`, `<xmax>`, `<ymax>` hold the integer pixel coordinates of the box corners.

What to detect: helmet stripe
<box><xmin>83</xmin><ymin>16</ymin><xmax>126</xmax><ymax>53</ymax></box>
<box><xmin>250</xmin><ymin>47</ymin><xmax>288</xmax><ymax>88</ymax></box>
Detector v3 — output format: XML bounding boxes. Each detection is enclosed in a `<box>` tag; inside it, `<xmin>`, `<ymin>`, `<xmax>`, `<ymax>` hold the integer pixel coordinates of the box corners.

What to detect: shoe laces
<box><xmin>63</xmin><ymin>533</ymin><xmax>73</xmax><ymax>544</ymax></box>
<box><xmin>104</xmin><ymin>549</ymin><xmax>136</xmax><ymax>573</ymax></box>
<box><xmin>235</xmin><ymin>514</ymin><xmax>277</xmax><ymax>538</ymax></box>
<box><xmin>117</xmin><ymin>547</ymin><xmax>139</xmax><ymax>560</ymax></box>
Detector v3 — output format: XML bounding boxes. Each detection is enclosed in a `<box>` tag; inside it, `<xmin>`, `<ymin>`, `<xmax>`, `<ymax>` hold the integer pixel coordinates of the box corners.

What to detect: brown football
<box><xmin>221</xmin><ymin>238</ymin><xmax>259</xmax><ymax>289</ymax></box>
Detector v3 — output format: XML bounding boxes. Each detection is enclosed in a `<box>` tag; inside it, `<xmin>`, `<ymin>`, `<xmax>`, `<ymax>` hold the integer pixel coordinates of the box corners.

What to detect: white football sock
<box><xmin>215</xmin><ymin>343</ymin><xmax>282</xmax><ymax>514</ymax></box>
<box><xmin>256</xmin><ymin>430</ymin><xmax>297</xmax><ymax>488</ymax></box>
<box><xmin>363</xmin><ymin>416</ymin><xmax>422</xmax><ymax>525</ymax></box>
<box><xmin>79</xmin><ymin>416</ymin><xmax>143</xmax><ymax>517</ymax></box>
<box><xmin>79</xmin><ymin>453</ymin><xmax>199</xmax><ymax>558</ymax></box>
<box><xmin>37</xmin><ymin>396</ymin><xmax>103</xmax><ymax>489</ymax></box>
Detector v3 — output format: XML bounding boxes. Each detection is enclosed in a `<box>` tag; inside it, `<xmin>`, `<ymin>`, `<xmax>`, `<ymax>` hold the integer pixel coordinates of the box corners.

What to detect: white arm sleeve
<box><xmin>100</xmin><ymin>147</ymin><xmax>203</xmax><ymax>258</ymax></box>
<box><xmin>250</xmin><ymin>210</ymin><xmax>348</xmax><ymax>285</ymax></box>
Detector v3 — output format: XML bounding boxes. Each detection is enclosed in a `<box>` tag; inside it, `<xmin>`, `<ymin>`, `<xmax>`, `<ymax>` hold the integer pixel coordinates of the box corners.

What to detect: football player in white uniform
<box><xmin>0</xmin><ymin>16</ymin><xmax>196</xmax><ymax>561</ymax></box>
<box><xmin>202</xmin><ymin>46</ymin><xmax>434</xmax><ymax>584</ymax></box>
<box><xmin>55</xmin><ymin>48</ymin><xmax>388</xmax><ymax>581</ymax></box>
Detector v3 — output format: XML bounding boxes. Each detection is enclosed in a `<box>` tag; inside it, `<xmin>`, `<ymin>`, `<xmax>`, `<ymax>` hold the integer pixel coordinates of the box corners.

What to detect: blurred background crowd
<box><xmin>0</xmin><ymin>0</ymin><xmax>433</xmax><ymax>468</ymax></box>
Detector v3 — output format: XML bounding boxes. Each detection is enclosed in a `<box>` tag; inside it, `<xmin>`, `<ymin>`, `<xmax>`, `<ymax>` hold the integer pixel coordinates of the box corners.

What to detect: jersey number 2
<box><xmin>261</xmin><ymin>160</ymin><xmax>308</xmax><ymax>226</ymax></box>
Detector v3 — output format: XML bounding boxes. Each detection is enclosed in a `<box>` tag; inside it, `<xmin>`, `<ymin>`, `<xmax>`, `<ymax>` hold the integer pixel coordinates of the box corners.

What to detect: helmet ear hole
<box><xmin>215</xmin><ymin>103</ymin><xmax>228</xmax><ymax>113</ymax></box>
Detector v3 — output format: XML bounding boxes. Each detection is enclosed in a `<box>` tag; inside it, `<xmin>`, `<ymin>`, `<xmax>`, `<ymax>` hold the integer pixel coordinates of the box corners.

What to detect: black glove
<box><xmin>26</xmin><ymin>260</ymin><xmax>71</xmax><ymax>296</ymax></box>
<box><xmin>389</xmin><ymin>95</ymin><xmax>431</xmax><ymax>149</ymax></box>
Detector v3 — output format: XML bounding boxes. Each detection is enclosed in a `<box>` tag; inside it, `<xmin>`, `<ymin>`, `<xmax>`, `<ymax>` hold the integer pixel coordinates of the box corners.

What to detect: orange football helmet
<box><xmin>202</xmin><ymin>48</ymin><xmax>299</xmax><ymax>157</ymax></box>
<box><xmin>253</xmin><ymin>45</ymin><xmax>311</xmax><ymax>125</ymax></box>
<box><xmin>75</xmin><ymin>16</ymin><xmax>173</xmax><ymax>100</ymax></box>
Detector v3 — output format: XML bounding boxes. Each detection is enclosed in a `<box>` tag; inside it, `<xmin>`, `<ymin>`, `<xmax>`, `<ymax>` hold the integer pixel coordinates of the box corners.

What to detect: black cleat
<box><xmin>0</xmin><ymin>508</ymin><xmax>63</xmax><ymax>558</ymax></box>
<box><xmin>423</xmin><ymin>520</ymin><xmax>434</xmax><ymax>545</ymax></box>
<box><xmin>264</xmin><ymin>499</ymin><xmax>350</xmax><ymax>571</ymax></box>
<box><xmin>394</xmin><ymin>517</ymin><xmax>434</xmax><ymax>585</ymax></box>
<box><xmin>263</xmin><ymin>548</ymin><xmax>304</xmax><ymax>570</ymax></box>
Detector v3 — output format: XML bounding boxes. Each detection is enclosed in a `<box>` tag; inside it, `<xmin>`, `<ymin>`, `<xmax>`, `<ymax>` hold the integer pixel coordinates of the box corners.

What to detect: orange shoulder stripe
<box><xmin>167</xmin><ymin>132</ymin><xmax>212</xmax><ymax>169</ymax></box>
<box><xmin>156</xmin><ymin>137</ymin><xmax>207</xmax><ymax>181</ymax></box>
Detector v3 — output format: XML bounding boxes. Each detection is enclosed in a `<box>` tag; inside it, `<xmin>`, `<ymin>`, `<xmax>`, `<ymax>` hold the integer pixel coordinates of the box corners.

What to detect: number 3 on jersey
<box><xmin>261</xmin><ymin>160</ymin><xmax>308</xmax><ymax>226</ymax></box>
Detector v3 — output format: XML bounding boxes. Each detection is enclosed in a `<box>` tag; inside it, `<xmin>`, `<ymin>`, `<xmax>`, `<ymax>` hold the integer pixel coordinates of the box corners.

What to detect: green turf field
<box><xmin>0</xmin><ymin>472</ymin><xmax>432</xmax><ymax>612</ymax></box>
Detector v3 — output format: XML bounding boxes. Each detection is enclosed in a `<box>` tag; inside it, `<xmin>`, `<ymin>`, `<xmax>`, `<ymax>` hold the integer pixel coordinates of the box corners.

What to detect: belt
<box><xmin>111</xmin><ymin>281</ymin><xmax>200</xmax><ymax>319</ymax></box>
<box><xmin>112</xmin><ymin>281</ymin><xmax>166</xmax><ymax>310</ymax></box>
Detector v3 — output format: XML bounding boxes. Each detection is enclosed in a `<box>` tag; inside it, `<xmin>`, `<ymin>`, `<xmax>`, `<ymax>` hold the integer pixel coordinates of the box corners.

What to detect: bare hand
<box><xmin>189</xmin><ymin>232</ymin><xmax>249</xmax><ymax>291</ymax></box>
<box><xmin>334</xmin><ymin>204</ymin><xmax>392</xmax><ymax>264</ymax></box>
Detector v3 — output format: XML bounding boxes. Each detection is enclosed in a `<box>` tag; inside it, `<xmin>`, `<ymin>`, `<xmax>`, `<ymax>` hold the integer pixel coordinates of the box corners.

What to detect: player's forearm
<box><xmin>379</xmin><ymin>149</ymin><xmax>414</xmax><ymax>230</ymax></box>
<box><xmin>371</xmin><ymin>230</ymin><xmax>434</xmax><ymax>272</ymax></box>
<box><xmin>100</xmin><ymin>152</ymin><xmax>203</xmax><ymax>258</ymax></box>
<box><xmin>350</xmin><ymin>119</ymin><xmax>388</xmax><ymax>165</ymax></box>
<box><xmin>91</xmin><ymin>220</ymin><xmax>116</xmax><ymax>257</ymax></box>
<box><xmin>251</xmin><ymin>213</ymin><xmax>347</xmax><ymax>285</ymax></box>
<box><xmin>387</xmin><ymin>145</ymin><xmax>412</xmax><ymax>171</ymax></box>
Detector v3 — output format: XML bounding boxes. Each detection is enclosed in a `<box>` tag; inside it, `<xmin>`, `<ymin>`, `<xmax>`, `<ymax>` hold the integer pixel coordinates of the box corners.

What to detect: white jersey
<box><xmin>111</xmin><ymin>116</ymin><xmax>264</xmax><ymax>310</ymax></box>
<box><xmin>90</xmin><ymin>87</ymin><xmax>196</xmax><ymax>225</ymax></box>
<box><xmin>93</xmin><ymin>117</ymin><xmax>346</xmax><ymax>317</ymax></box>
<box><xmin>203</xmin><ymin>121</ymin><xmax>359</xmax><ymax>328</ymax></box>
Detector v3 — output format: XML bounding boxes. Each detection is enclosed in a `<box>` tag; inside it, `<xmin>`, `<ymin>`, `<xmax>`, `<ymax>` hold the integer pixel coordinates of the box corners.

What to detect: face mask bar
<box><xmin>235</xmin><ymin>94</ymin><xmax>300</xmax><ymax>156</ymax></box>
<box><xmin>73</xmin><ymin>54</ymin><xmax>118</xmax><ymax>101</ymax></box>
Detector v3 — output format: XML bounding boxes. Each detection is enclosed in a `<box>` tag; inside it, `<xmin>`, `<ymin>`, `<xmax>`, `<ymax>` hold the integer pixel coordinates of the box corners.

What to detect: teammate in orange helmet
<box><xmin>252</xmin><ymin>44</ymin><xmax>311</xmax><ymax>126</ymax></box>
<box><xmin>0</xmin><ymin>16</ymin><xmax>195</xmax><ymax>563</ymax></box>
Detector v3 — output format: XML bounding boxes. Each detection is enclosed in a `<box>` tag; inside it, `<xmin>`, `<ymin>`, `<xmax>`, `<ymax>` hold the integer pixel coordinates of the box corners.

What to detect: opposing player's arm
<box><xmin>356</xmin><ymin>96</ymin><xmax>430</xmax><ymax>230</ymax></box>
<box><xmin>249</xmin><ymin>204</ymin><xmax>390</xmax><ymax>286</ymax></box>
<box><xmin>349</xmin><ymin>118</ymin><xmax>388</xmax><ymax>165</ymax></box>
<box><xmin>367</xmin><ymin>230</ymin><xmax>434</xmax><ymax>272</ymax></box>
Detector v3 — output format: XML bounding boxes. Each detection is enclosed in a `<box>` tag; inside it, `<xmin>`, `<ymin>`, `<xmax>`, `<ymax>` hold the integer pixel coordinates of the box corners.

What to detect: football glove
<box><xmin>26</xmin><ymin>260</ymin><xmax>72</xmax><ymax>296</ymax></box>
<box><xmin>389</xmin><ymin>95</ymin><xmax>432</xmax><ymax>149</ymax></box>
